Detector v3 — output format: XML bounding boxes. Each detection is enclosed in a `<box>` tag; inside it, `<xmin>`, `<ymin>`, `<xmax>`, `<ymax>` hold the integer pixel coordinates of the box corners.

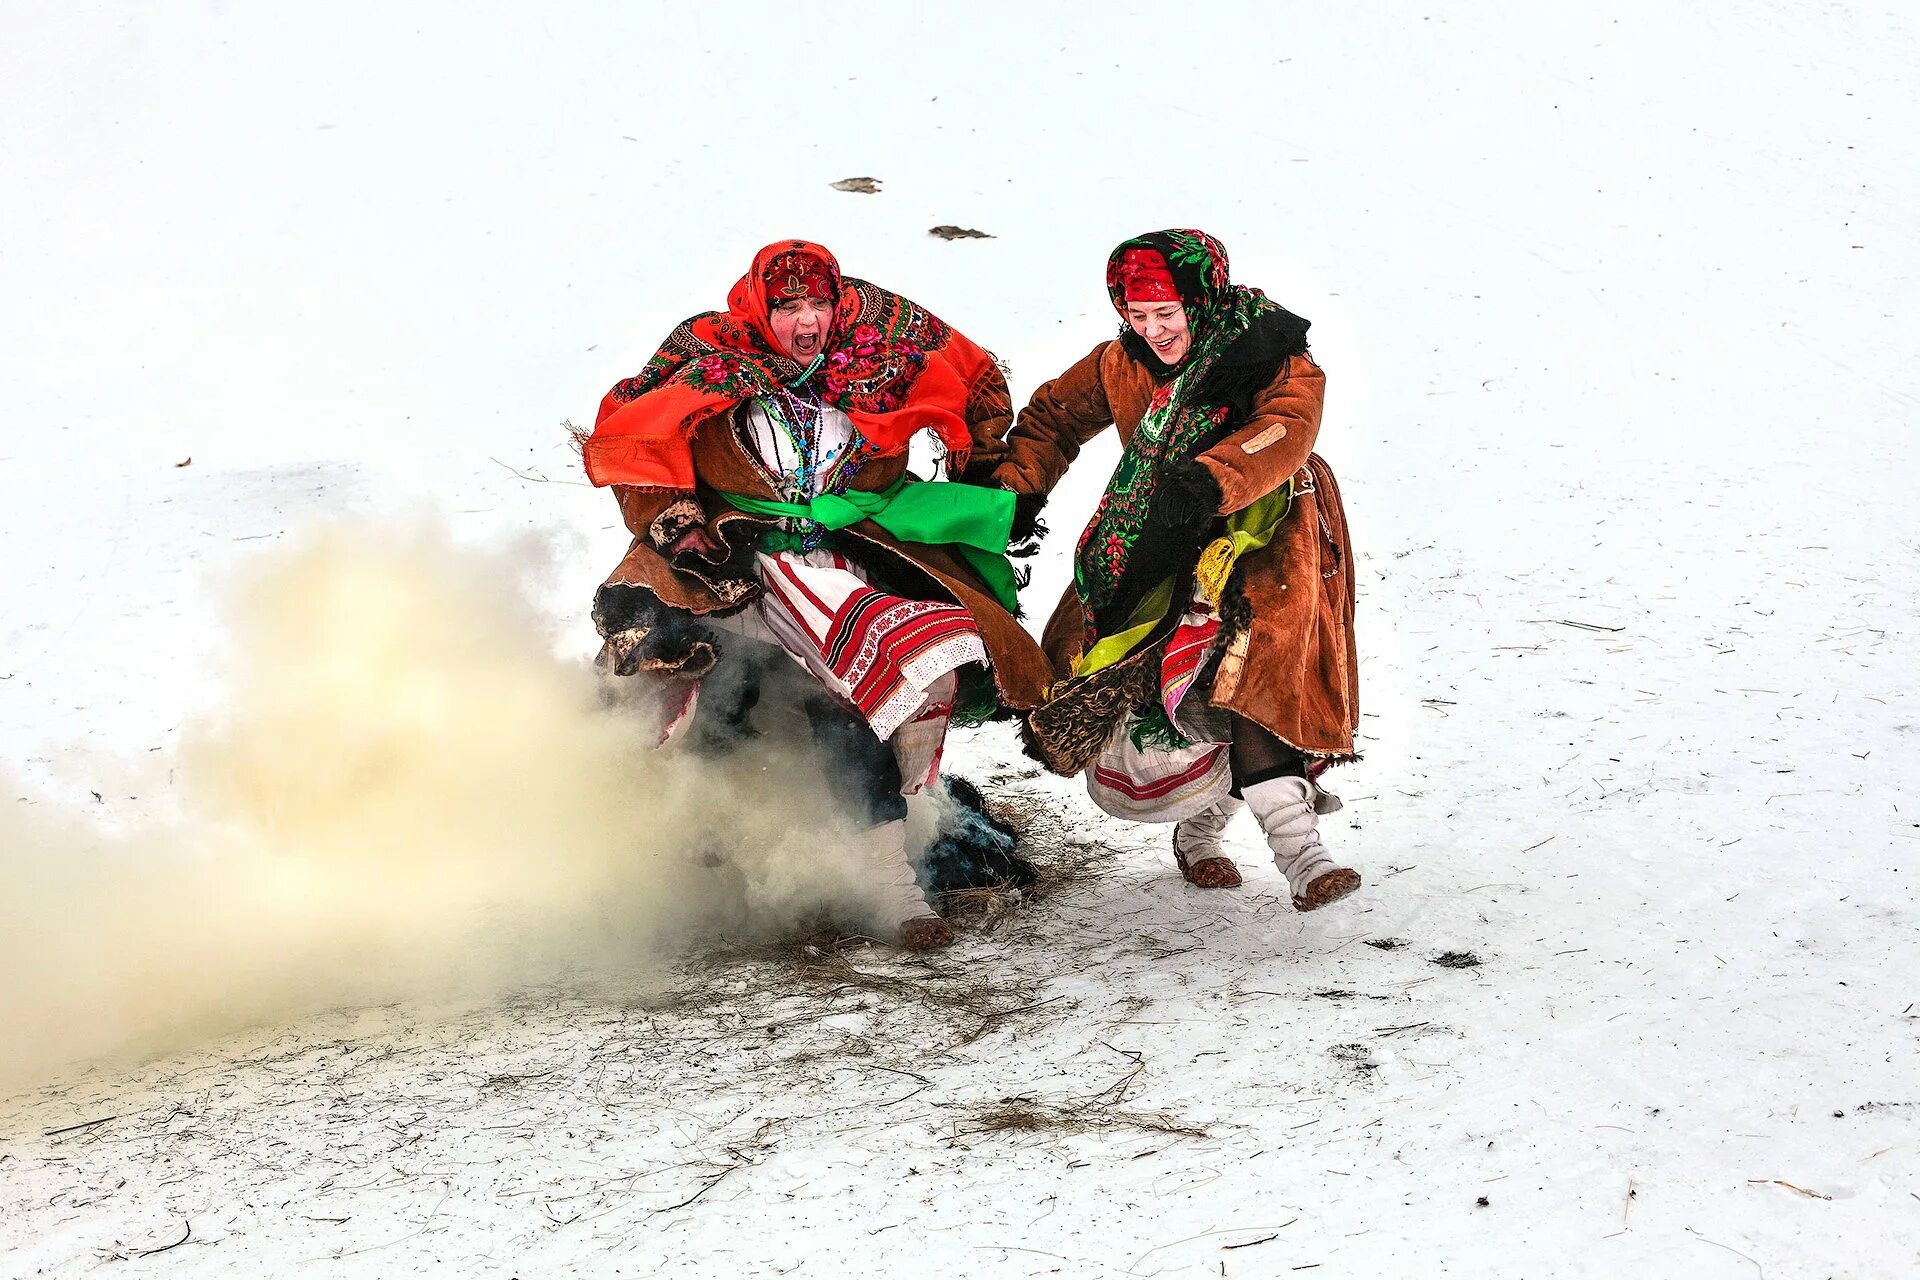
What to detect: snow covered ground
<box><xmin>4</xmin><ymin>2</ymin><xmax>1919</xmax><ymax>1275</ymax></box>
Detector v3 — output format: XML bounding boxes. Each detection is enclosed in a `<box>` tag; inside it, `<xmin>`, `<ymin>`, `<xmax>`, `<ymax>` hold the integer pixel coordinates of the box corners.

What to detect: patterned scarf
<box><xmin>583</xmin><ymin>240</ymin><xmax>999</xmax><ymax>490</ymax></box>
<box><xmin>1073</xmin><ymin>230</ymin><xmax>1280</xmax><ymax>629</ymax></box>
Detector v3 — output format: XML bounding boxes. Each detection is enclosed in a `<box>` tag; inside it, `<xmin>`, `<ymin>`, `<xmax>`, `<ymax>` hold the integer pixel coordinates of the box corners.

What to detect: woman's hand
<box><xmin>1008</xmin><ymin>491</ymin><xmax>1049</xmax><ymax>555</ymax></box>
<box><xmin>1153</xmin><ymin>459</ymin><xmax>1224</xmax><ymax>533</ymax></box>
<box><xmin>669</xmin><ymin>525</ymin><xmax>724</xmax><ymax>562</ymax></box>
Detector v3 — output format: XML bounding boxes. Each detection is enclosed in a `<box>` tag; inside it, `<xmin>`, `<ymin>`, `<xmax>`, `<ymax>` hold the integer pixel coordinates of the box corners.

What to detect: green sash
<box><xmin>719</xmin><ymin>479</ymin><xmax>1020</xmax><ymax>614</ymax></box>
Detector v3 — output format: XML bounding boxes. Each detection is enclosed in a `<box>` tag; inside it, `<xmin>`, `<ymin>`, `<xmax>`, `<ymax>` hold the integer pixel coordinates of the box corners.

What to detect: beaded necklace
<box><xmin>755</xmin><ymin>379</ymin><xmax>870</xmax><ymax>552</ymax></box>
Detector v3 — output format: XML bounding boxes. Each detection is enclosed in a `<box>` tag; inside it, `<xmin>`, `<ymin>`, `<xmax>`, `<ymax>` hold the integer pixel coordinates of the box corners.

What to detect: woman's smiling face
<box><xmin>1125</xmin><ymin>299</ymin><xmax>1191</xmax><ymax>366</ymax></box>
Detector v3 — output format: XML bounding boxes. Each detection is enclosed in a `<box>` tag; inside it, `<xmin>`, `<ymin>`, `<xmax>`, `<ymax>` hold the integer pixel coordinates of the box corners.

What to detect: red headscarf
<box><xmin>584</xmin><ymin>240</ymin><xmax>993</xmax><ymax>490</ymax></box>
<box><xmin>758</xmin><ymin>246</ymin><xmax>836</xmax><ymax>305</ymax></box>
<box><xmin>1109</xmin><ymin>247</ymin><xmax>1181</xmax><ymax>305</ymax></box>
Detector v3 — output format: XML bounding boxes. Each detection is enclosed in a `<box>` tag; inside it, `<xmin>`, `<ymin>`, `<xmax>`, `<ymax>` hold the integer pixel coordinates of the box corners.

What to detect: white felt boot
<box><xmin>852</xmin><ymin>820</ymin><xmax>951</xmax><ymax>948</ymax></box>
<box><xmin>1171</xmin><ymin>796</ymin><xmax>1246</xmax><ymax>887</ymax></box>
<box><xmin>1242</xmin><ymin>776</ymin><xmax>1361</xmax><ymax>911</ymax></box>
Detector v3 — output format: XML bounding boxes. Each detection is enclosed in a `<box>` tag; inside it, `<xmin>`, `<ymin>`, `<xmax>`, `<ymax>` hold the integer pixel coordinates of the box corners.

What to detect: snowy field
<box><xmin>4</xmin><ymin>2</ymin><xmax>1919</xmax><ymax>1276</ymax></box>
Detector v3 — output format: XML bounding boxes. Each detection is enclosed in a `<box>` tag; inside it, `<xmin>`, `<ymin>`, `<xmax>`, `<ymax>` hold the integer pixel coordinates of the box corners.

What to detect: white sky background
<box><xmin>5</xmin><ymin>2</ymin><xmax>1911</xmax><ymax>464</ymax></box>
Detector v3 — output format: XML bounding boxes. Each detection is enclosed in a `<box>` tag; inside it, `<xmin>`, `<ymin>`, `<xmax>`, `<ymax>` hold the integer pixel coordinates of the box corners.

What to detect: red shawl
<box><xmin>584</xmin><ymin>240</ymin><xmax>995</xmax><ymax>490</ymax></box>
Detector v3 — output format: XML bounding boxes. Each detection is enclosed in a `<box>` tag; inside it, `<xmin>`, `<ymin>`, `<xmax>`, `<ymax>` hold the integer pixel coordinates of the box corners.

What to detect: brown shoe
<box><xmin>1172</xmin><ymin>798</ymin><xmax>1245</xmax><ymax>889</ymax></box>
<box><xmin>1173</xmin><ymin>842</ymin><xmax>1244</xmax><ymax>889</ymax></box>
<box><xmin>1243</xmin><ymin>776</ymin><xmax>1362</xmax><ymax>912</ymax></box>
<box><xmin>1293</xmin><ymin>867</ymin><xmax>1362</xmax><ymax>912</ymax></box>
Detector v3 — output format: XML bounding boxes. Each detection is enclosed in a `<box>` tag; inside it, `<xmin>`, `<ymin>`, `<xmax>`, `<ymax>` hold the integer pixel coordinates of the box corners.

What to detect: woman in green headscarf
<box><xmin>991</xmin><ymin>230</ymin><xmax>1361</xmax><ymax>910</ymax></box>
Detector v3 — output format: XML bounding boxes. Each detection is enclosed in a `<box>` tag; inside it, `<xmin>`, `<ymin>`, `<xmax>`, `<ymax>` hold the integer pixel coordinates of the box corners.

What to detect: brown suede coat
<box><xmin>595</xmin><ymin>403</ymin><xmax>1057</xmax><ymax>712</ymax></box>
<box><xmin>990</xmin><ymin>340</ymin><xmax>1359</xmax><ymax>758</ymax></box>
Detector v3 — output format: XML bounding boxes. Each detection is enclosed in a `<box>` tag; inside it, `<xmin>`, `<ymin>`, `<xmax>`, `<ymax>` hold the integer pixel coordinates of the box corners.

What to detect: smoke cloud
<box><xmin>0</xmin><ymin>522</ymin><xmax>890</xmax><ymax>1090</ymax></box>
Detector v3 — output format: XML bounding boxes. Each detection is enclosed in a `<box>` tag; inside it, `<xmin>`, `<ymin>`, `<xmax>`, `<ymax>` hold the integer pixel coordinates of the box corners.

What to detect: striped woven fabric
<box><xmin>1084</xmin><ymin>585</ymin><xmax>1233</xmax><ymax>823</ymax></box>
<box><xmin>706</xmin><ymin>547</ymin><xmax>984</xmax><ymax>791</ymax></box>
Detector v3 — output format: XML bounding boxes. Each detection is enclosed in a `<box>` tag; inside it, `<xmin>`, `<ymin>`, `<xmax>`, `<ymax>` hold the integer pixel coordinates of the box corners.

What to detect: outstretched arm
<box><xmin>950</xmin><ymin>334</ymin><xmax>1016</xmax><ymax>484</ymax></box>
<box><xmin>988</xmin><ymin>342</ymin><xmax>1116</xmax><ymax>498</ymax></box>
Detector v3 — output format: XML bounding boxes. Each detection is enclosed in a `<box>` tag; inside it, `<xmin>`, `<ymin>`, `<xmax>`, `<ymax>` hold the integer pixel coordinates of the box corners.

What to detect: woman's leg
<box><xmin>1228</xmin><ymin>715</ymin><xmax>1308</xmax><ymax>791</ymax></box>
<box><xmin>1230</xmin><ymin>714</ymin><xmax>1361</xmax><ymax>910</ymax></box>
<box><xmin>1171</xmin><ymin>793</ymin><xmax>1246</xmax><ymax>888</ymax></box>
<box><xmin>804</xmin><ymin>696</ymin><xmax>951</xmax><ymax>949</ymax></box>
<box><xmin>804</xmin><ymin>695</ymin><xmax>908</xmax><ymax>827</ymax></box>
<box><xmin>1161</xmin><ymin>716</ymin><xmax>1295</xmax><ymax>891</ymax></box>
<box><xmin>1162</xmin><ymin>715</ymin><xmax>1306</xmax><ymax>891</ymax></box>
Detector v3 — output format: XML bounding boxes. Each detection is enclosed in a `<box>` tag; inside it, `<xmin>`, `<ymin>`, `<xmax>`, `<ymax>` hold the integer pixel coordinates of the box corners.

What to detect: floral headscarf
<box><xmin>584</xmin><ymin>240</ymin><xmax>998</xmax><ymax>490</ymax></box>
<box><xmin>760</xmin><ymin>246</ymin><xmax>836</xmax><ymax>304</ymax></box>
<box><xmin>1109</xmin><ymin>246</ymin><xmax>1181</xmax><ymax>304</ymax></box>
<box><xmin>1074</xmin><ymin>230</ymin><xmax>1282</xmax><ymax>631</ymax></box>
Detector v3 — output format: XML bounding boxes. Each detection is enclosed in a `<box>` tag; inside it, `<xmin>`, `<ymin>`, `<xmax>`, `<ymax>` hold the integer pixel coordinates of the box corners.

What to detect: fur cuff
<box><xmin>1145</xmin><ymin>461</ymin><xmax>1224</xmax><ymax>552</ymax></box>
<box><xmin>668</xmin><ymin>526</ymin><xmax>761</xmax><ymax>614</ymax></box>
<box><xmin>590</xmin><ymin>586</ymin><xmax>722</xmax><ymax>679</ymax></box>
<box><xmin>594</xmin><ymin>626</ymin><xmax>720</xmax><ymax>679</ymax></box>
<box><xmin>1154</xmin><ymin>460</ymin><xmax>1224</xmax><ymax>532</ymax></box>
<box><xmin>647</xmin><ymin>495</ymin><xmax>706</xmax><ymax>550</ymax></box>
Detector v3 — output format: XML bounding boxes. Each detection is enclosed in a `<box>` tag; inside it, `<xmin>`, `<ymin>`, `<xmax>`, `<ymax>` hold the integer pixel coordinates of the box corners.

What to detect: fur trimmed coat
<box><xmin>591</xmin><ymin>390</ymin><xmax>1057</xmax><ymax>714</ymax></box>
<box><xmin>990</xmin><ymin>340</ymin><xmax>1359</xmax><ymax>759</ymax></box>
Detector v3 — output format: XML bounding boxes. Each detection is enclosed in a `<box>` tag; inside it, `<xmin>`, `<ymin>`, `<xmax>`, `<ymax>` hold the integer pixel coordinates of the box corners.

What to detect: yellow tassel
<box><xmin>1195</xmin><ymin>536</ymin><xmax>1235</xmax><ymax>607</ymax></box>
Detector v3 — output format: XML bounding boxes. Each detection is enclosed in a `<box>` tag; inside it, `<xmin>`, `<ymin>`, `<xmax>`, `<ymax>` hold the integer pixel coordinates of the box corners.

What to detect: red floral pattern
<box><xmin>762</xmin><ymin>249</ymin><xmax>836</xmax><ymax>302</ymax></box>
<box><xmin>587</xmin><ymin>241</ymin><xmax>991</xmax><ymax>489</ymax></box>
<box><xmin>1074</xmin><ymin>229</ymin><xmax>1282</xmax><ymax>630</ymax></box>
<box><xmin>1103</xmin><ymin>230</ymin><xmax>1234</xmax><ymax>316</ymax></box>
<box><xmin>1108</xmin><ymin>247</ymin><xmax>1180</xmax><ymax>303</ymax></box>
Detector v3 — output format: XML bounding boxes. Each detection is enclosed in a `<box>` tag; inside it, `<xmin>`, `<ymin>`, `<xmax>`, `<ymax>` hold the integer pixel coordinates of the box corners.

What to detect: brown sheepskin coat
<box><xmin>592</xmin><ymin>400</ymin><xmax>1056</xmax><ymax>713</ymax></box>
<box><xmin>988</xmin><ymin>340</ymin><xmax>1359</xmax><ymax>759</ymax></box>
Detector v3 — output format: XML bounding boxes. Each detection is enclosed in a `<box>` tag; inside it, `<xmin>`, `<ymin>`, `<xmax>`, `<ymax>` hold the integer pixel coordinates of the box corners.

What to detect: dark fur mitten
<box><xmin>1152</xmin><ymin>459</ymin><xmax>1224</xmax><ymax>535</ymax></box>
<box><xmin>1009</xmin><ymin>491</ymin><xmax>1050</xmax><ymax>553</ymax></box>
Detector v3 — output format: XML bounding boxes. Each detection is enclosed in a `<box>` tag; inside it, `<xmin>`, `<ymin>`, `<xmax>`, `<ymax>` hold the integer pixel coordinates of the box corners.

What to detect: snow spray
<box><xmin>0</xmin><ymin>522</ymin><xmax>888</xmax><ymax>1089</ymax></box>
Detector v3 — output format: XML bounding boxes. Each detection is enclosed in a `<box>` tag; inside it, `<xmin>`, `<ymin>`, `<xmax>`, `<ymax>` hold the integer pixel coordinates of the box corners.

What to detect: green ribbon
<box><xmin>719</xmin><ymin>478</ymin><xmax>1020</xmax><ymax>614</ymax></box>
<box><xmin>1074</xmin><ymin>577</ymin><xmax>1175</xmax><ymax>677</ymax></box>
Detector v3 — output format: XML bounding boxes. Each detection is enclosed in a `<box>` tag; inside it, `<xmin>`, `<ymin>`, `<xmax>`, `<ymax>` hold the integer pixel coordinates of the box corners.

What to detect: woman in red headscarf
<box><xmin>582</xmin><ymin>240</ymin><xmax>1052</xmax><ymax>950</ymax></box>
<box><xmin>991</xmin><ymin>230</ymin><xmax>1362</xmax><ymax>911</ymax></box>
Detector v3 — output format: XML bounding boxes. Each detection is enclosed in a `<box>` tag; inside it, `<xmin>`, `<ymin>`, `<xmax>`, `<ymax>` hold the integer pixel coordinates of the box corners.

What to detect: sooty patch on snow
<box><xmin>918</xmin><ymin>775</ymin><xmax>1036</xmax><ymax>894</ymax></box>
<box><xmin>1329</xmin><ymin>1043</ymin><xmax>1379</xmax><ymax>1074</ymax></box>
<box><xmin>1856</xmin><ymin>1101</ymin><xmax>1920</xmax><ymax>1113</ymax></box>
<box><xmin>1431</xmin><ymin>950</ymin><xmax>1484</xmax><ymax>969</ymax></box>
<box><xmin>1312</xmin><ymin>990</ymin><xmax>1392</xmax><ymax>1002</ymax></box>
<box><xmin>1363</xmin><ymin>938</ymin><xmax>1408</xmax><ymax>951</ymax></box>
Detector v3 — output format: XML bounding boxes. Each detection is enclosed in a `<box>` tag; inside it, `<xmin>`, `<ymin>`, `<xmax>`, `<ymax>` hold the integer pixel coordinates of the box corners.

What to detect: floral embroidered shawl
<box><xmin>583</xmin><ymin>240</ymin><xmax>996</xmax><ymax>491</ymax></box>
<box><xmin>1073</xmin><ymin>229</ymin><xmax>1283</xmax><ymax>629</ymax></box>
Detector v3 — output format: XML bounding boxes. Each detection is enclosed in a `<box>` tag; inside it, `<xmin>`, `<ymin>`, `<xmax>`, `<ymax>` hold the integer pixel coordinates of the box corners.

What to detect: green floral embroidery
<box><xmin>1075</xmin><ymin>230</ymin><xmax>1279</xmax><ymax>631</ymax></box>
